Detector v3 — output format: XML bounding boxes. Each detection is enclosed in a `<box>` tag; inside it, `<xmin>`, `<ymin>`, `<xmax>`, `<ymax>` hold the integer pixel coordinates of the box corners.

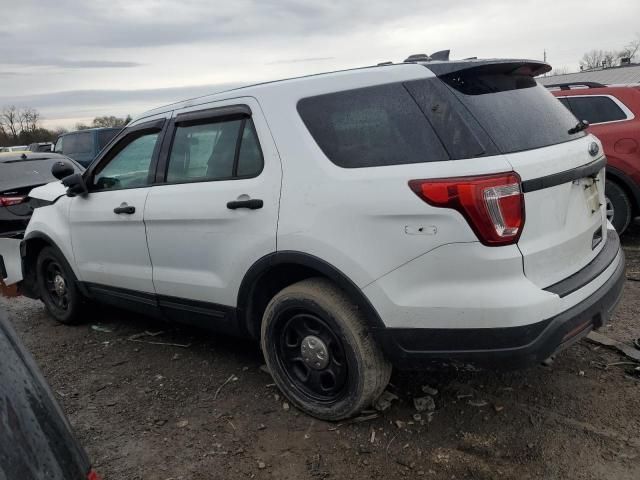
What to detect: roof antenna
<box><xmin>430</xmin><ymin>50</ymin><xmax>450</xmax><ymax>61</ymax></box>
<box><xmin>404</xmin><ymin>53</ymin><xmax>431</xmax><ymax>63</ymax></box>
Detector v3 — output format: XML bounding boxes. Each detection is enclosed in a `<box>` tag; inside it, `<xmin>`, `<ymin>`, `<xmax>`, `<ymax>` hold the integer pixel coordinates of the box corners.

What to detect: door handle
<box><xmin>226</xmin><ymin>199</ymin><xmax>263</xmax><ymax>210</ymax></box>
<box><xmin>113</xmin><ymin>204</ymin><xmax>136</xmax><ymax>214</ymax></box>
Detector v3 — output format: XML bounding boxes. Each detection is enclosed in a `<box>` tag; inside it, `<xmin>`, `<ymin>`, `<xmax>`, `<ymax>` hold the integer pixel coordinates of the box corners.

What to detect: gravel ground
<box><xmin>2</xmin><ymin>223</ymin><xmax>640</xmax><ymax>480</ymax></box>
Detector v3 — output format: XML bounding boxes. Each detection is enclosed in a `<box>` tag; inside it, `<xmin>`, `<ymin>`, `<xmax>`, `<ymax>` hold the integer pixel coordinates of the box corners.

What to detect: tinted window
<box><xmin>93</xmin><ymin>132</ymin><xmax>159</xmax><ymax>190</ymax></box>
<box><xmin>566</xmin><ymin>96</ymin><xmax>627</xmax><ymax>124</ymax></box>
<box><xmin>440</xmin><ymin>72</ymin><xmax>584</xmax><ymax>153</ymax></box>
<box><xmin>166</xmin><ymin>118</ymin><xmax>262</xmax><ymax>182</ymax></box>
<box><xmin>237</xmin><ymin>120</ymin><xmax>264</xmax><ymax>177</ymax></box>
<box><xmin>405</xmin><ymin>79</ymin><xmax>499</xmax><ymax>159</ymax></box>
<box><xmin>0</xmin><ymin>157</ymin><xmax>82</xmax><ymax>192</ymax></box>
<box><xmin>97</xmin><ymin>129</ymin><xmax>120</xmax><ymax>151</ymax></box>
<box><xmin>297</xmin><ymin>83</ymin><xmax>448</xmax><ymax>168</ymax></box>
<box><xmin>63</xmin><ymin>131</ymin><xmax>93</xmax><ymax>155</ymax></box>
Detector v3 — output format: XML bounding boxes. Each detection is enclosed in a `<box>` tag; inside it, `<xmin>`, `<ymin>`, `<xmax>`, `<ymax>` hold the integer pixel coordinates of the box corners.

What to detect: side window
<box><xmin>557</xmin><ymin>97</ymin><xmax>571</xmax><ymax>110</ymax></box>
<box><xmin>166</xmin><ymin>117</ymin><xmax>263</xmax><ymax>182</ymax></box>
<box><xmin>93</xmin><ymin>132</ymin><xmax>159</xmax><ymax>191</ymax></box>
<box><xmin>64</xmin><ymin>132</ymin><xmax>93</xmax><ymax>155</ymax></box>
<box><xmin>566</xmin><ymin>96</ymin><xmax>627</xmax><ymax>124</ymax></box>
<box><xmin>297</xmin><ymin>83</ymin><xmax>449</xmax><ymax>168</ymax></box>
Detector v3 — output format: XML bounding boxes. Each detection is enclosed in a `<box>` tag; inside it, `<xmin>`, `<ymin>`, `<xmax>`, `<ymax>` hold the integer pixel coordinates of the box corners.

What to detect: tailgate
<box><xmin>506</xmin><ymin>136</ymin><xmax>607</xmax><ymax>288</ymax></box>
<box><xmin>0</xmin><ymin>237</ymin><xmax>23</xmax><ymax>286</ymax></box>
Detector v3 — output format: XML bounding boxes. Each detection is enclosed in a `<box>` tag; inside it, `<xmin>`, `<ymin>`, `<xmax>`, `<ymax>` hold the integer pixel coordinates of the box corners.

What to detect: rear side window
<box><xmin>63</xmin><ymin>131</ymin><xmax>93</xmax><ymax>155</ymax></box>
<box><xmin>297</xmin><ymin>83</ymin><xmax>449</xmax><ymax>168</ymax></box>
<box><xmin>566</xmin><ymin>96</ymin><xmax>628</xmax><ymax>124</ymax></box>
<box><xmin>440</xmin><ymin>71</ymin><xmax>584</xmax><ymax>153</ymax></box>
<box><xmin>166</xmin><ymin>117</ymin><xmax>263</xmax><ymax>182</ymax></box>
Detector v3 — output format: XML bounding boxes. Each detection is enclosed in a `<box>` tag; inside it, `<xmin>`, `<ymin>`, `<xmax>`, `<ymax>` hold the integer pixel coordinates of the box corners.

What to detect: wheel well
<box><xmin>238</xmin><ymin>253</ymin><xmax>385</xmax><ymax>340</ymax></box>
<box><xmin>241</xmin><ymin>263</ymin><xmax>326</xmax><ymax>339</ymax></box>
<box><xmin>606</xmin><ymin>170</ymin><xmax>639</xmax><ymax>215</ymax></box>
<box><xmin>21</xmin><ymin>237</ymin><xmax>51</xmax><ymax>298</ymax></box>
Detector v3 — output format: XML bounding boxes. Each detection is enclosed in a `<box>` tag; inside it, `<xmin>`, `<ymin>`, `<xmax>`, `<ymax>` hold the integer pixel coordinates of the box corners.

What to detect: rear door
<box><xmin>430</xmin><ymin>63</ymin><xmax>607</xmax><ymax>288</ymax></box>
<box><xmin>143</xmin><ymin>98</ymin><xmax>281</xmax><ymax>323</ymax></box>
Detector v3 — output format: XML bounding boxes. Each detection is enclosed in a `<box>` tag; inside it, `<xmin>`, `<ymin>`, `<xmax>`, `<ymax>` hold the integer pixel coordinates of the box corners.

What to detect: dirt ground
<box><xmin>2</xmin><ymin>225</ymin><xmax>640</xmax><ymax>480</ymax></box>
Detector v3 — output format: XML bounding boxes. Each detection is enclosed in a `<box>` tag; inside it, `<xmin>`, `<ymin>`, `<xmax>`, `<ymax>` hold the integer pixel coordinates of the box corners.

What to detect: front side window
<box><xmin>93</xmin><ymin>132</ymin><xmax>159</xmax><ymax>190</ymax></box>
<box><xmin>166</xmin><ymin>117</ymin><xmax>263</xmax><ymax>182</ymax></box>
<box><xmin>566</xmin><ymin>96</ymin><xmax>628</xmax><ymax>124</ymax></box>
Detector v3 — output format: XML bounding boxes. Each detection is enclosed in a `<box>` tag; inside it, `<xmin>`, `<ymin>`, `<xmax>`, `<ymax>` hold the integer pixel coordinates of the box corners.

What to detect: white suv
<box><xmin>0</xmin><ymin>57</ymin><xmax>626</xmax><ymax>420</ymax></box>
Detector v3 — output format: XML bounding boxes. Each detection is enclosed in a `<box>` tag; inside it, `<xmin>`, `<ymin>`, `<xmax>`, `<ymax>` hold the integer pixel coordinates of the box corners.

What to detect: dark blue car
<box><xmin>54</xmin><ymin>128</ymin><xmax>121</xmax><ymax>168</ymax></box>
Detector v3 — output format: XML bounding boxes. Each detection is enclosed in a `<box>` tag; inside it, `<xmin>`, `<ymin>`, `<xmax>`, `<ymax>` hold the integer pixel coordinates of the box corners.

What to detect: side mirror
<box><xmin>62</xmin><ymin>173</ymin><xmax>88</xmax><ymax>197</ymax></box>
<box><xmin>51</xmin><ymin>161</ymin><xmax>75</xmax><ymax>180</ymax></box>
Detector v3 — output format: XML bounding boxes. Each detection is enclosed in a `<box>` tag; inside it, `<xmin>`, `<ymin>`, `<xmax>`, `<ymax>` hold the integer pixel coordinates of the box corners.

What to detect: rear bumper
<box><xmin>376</xmin><ymin>242</ymin><xmax>625</xmax><ymax>369</ymax></box>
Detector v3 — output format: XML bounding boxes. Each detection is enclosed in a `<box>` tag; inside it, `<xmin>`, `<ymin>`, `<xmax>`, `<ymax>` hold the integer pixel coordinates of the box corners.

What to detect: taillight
<box><xmin>408</xmin><ymin>172</ymin><xmax>524</xmax><ymax>246</ymax></box>
<box><xmin>0</xmin><ymin>195</ymin><xmax>26</xmax><ymax>207</ymax></box>
<box><xmin>87</xmin><ymin>469</ymin><xmax>102</xmax><ymax>480</ymax></box>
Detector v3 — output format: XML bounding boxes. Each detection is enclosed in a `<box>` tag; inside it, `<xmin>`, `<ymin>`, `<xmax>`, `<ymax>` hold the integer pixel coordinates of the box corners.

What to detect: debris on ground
<box><xmin>421</xmin><ymin>385</ymin><xmax>438</xmax><ymax>396</ymax></box>
<box><xmin>176</xmin><ymin>420</ymin><xmax>189</xmax><ymax>428</ymax></box>
<box><xmin>346</xmin><ymin>413</ymin><xmax>379</xmax><ymax>424</ymax></box>
<box><xmin>468</xmin><ymin>400</ymin><xmax>488</xmax><ymax>408</ymax></box>
<box><xmin>586</xmin><ymin>331</ymin><xmax>640</xmax><ymax>362</ymax></box>
<box><xmin>213</xmin><ymin>374</ymin><xmax>238</xmax><ymax>400</ymax></box>
<box><xmin>374</xmin><ymin>390</ymin><xmax>399</xmax><ymax>412</ymax></box>
<box><xmin>282</xmin><ymin>402</ymin><xmax>290</xmax><ymax>411</ymax></box>
<box><xmin>91</xmin><ymin>325</ymin><xmax>113</xmax><ymax>333</ymax></box>
<box><xmin>413</xmin><ymin>396</ymin><xmax>436</xmax><ymax>412</ymax></box>
<box><xmin>257</xmin><ymin>461</ymin><xmax>266</xmax><ymax>469</ymax></box>
<box><xmin>395</xmin><ymin>420</ymin><xmax>406</xmax><ymax>429</ymax></box>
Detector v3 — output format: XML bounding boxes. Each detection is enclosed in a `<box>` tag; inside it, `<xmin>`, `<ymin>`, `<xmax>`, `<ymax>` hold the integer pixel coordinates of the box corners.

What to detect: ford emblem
<box><xmin>588</xmin><ymin>142</ymin><xmax>599</xmax><ymax>157</ymax></box>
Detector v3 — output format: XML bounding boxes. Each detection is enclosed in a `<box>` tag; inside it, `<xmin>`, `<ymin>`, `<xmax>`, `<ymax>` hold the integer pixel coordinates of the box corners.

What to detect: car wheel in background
<box><xmin>36</xmin><ymin>246</ymin><xmax>85</xmax><ymax>325</ymax></box>
<box><xmin>261</xmin><ymin>277</ymin><xmax>391</xmax><ymax>421</ymax></box>
<box><xmin>605</xmin><ymin>180</ymin><xmax>632</xmax><ymax>234</ymax></box>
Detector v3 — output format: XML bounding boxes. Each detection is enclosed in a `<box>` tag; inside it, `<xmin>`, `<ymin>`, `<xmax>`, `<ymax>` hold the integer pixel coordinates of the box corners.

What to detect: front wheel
<box><xmin>36</xmin><ymin>246</ymin><xmax>85</xmax><ymax>325</ymax></box>
<box><xmin>261</xmin><ymin>277</ymin><xmax>391</xmax><ymax>421</ymax></box>
<box><xmin>605</xmin><ymin>180</ymin><xmax>632</xmax><ymax>234</ymax></box>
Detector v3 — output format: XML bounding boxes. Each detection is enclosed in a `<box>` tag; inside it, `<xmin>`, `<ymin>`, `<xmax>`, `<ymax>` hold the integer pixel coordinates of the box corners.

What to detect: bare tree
<box><xmin>0</xmin><ymin>105</ymin><xmax>21</xmax><ymax>140</ymax></box>
<box><xmin>619</xmin><ymin>35</ymin><xmax>640</xmax><ymax>61</ymax></box>
<box><xmin>20</xmin><ymin>108</ymin><xmax>40</xmax><ymax>133</ymax></box>
<box><xmin>579</xmin><ymin>49</ymin><xmax>618</xmax><ymax>70</ymax></box>
<box><xmin>91</xmin><ymin>115</ymin><xmax>131</xmax><ymax>128</ymax></box>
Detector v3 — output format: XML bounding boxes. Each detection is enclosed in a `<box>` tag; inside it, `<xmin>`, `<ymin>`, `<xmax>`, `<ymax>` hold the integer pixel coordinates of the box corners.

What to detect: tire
<box><xmin>605</xmin><ymin>180</ymin><xmax>632</xmax><ymax>234</ymax></box>
<box><xmin>261</xmin><ymin>277</ymin><xmax>391</xmax><ymax>421</ymax></box>
<box><xmin>36</xmin><ymin>246</ymin><xmax>85</xmax><ymax>325</ymax></box>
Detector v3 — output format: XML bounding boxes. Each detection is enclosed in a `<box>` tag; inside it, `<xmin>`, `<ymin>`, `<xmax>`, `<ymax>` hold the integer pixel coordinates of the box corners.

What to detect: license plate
<box><xmin>582</xmin><ymin>177</ymin><xmax>601</xmax><ymax>215</ymax></box>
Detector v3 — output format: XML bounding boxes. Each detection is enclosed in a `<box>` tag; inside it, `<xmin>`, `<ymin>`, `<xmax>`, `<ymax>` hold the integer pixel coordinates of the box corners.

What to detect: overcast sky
<box><xmin>0</xmin><ymin>0</ymin><xmax>638</xmax><ymax>129</ymax></box>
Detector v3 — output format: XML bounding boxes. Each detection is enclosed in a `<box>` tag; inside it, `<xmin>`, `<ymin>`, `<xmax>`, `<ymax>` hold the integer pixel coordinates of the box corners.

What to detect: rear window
<box><xmin>565</xmin><ymin>96</ymin><xmax>628</xmax><ymax>124</ymax></box>
<box><xmin>439</xmin><ymin>71</ymin><xmax>584</xmax><ymax>153</ymax></box>
<box><xmin>297</xmin><ymin>83</ymin><xmax>449</xmax><ymax>168</ymax></box>
<box><xmin>63</xmin><ymin>131</ymin><xmax>93</xmax><ymax>155</ymax></box>
<box><xmin>97</xmin><ymin>129</ymin><xmax>120</xmax><ymax>151</ymax></box>
<box><xmin>0</xmin><ymin>157</ymin><xmax>82</xmax><ymax>192</ymax></box>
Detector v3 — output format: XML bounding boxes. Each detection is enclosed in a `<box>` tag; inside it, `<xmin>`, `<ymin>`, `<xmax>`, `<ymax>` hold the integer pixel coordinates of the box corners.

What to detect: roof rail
<box><xmin>544</xmin><ymin>81</ymin><xmax>606</xmax><ymax>90</ymax></box>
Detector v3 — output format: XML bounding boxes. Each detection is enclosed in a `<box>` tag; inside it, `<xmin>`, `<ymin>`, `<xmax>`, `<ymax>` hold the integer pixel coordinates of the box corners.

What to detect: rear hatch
<box><xmin>419</xmin><ymin>60</ymin><xmax>607</xmax><ymax>288</ymax></box>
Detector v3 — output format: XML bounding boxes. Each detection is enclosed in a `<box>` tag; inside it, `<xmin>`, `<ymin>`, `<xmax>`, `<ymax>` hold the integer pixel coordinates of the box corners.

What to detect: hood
<box><xmin>28</xmin><ymin>181</ymin><xmax>67</xmax><ymax>202</ymax></box>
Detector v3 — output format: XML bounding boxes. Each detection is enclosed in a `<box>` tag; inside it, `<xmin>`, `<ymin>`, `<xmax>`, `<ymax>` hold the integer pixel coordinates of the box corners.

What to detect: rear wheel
<box><xmin>605</xmin><ymin>180</ymin><xmax>632</xmax><ymax>234</ymax></box>
<box><xmin>36</xmin><ymin>246</ymin><xmax>85</xmax><ymax>325</ymax></box>
<box><xmin>261</xmin><ymin>278</ymin><xmax>391</xmax><ymax>420</ymax></box>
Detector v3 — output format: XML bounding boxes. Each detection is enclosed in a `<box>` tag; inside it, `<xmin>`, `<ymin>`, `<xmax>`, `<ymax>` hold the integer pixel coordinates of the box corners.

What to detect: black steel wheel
<box><xmin>261</xmin><ymin>277</ymin><xmax>391</xmax><ymax>420</ymax></box>
<box><xmin>36</xmin><ymin>246</ymin><xmax>85</xmax><ymax>324</ymax></box>
<box><xmin>275</xmin><ymin>311</ymin><xmax>348</xmax><ymax>403</ymax></box>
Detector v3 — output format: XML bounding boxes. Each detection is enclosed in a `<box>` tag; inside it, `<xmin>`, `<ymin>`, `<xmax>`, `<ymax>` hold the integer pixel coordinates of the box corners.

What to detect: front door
<box><xmin>144</xmin><ymin>99</ymin><xmax>281</xmax><ymax>324</ymax></box>
<box><xmin>69</xmin><ymin>117</ymin><xmax>166</xmax><ymax>294</ymax></box>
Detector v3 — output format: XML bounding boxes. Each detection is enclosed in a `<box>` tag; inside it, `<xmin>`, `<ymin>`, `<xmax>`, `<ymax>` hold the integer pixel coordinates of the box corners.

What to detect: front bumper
<box><xmin>375</xmin><ymin>242</ymin><xmax>626</xmax><ymax>369</ymax></box>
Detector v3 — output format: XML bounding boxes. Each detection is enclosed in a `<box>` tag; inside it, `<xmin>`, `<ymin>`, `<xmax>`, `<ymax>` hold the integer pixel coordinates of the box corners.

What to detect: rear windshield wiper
<box><xmin>568</xmin><ymin>120</ymin><xmax>589</xmax><ymax>135</ymax></box>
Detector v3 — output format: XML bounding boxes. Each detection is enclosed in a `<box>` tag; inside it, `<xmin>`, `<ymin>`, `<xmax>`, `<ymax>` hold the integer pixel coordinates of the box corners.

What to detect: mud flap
<box><xmin>0</xmin><ymin>238</ymin><xmax>23</xmax><ymax>286</ymax></box>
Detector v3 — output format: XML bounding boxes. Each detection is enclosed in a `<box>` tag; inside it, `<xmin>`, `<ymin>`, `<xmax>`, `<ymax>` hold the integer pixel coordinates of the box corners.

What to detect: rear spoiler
<box><xmin>422</xmin><ymin>59</ymin><xmax>552</xmax><ymax>78</ymax></box>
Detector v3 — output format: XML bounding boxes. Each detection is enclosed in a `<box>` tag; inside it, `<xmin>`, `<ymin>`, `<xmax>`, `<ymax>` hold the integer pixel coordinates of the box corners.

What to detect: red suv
<box><xmin>548</xmin><ymin>82</ymin><xmax>640</xmax><ymax>233</ymax></box>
